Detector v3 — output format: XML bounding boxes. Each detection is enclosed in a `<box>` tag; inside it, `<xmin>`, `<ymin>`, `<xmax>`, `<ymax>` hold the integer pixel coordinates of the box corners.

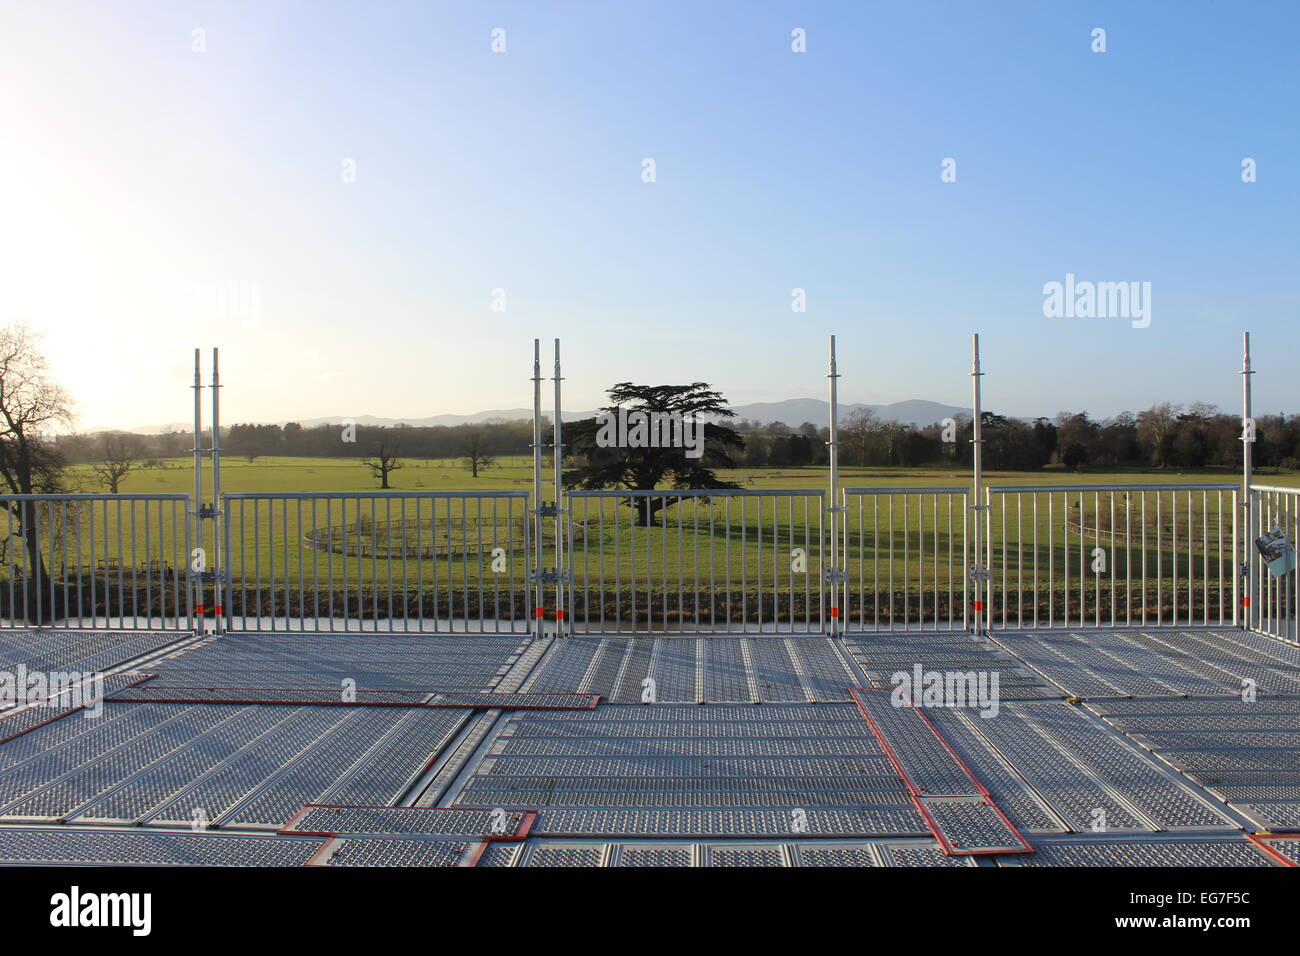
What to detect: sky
<box><xmin>1</xmin><ymin>0</ymin><xmax>1296</xmax><ymax>431</ymax></box>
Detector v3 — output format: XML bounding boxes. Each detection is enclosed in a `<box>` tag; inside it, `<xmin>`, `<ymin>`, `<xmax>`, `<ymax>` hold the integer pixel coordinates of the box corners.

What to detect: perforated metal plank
<box><xmin>1162</xmin><ymin>749</ymin><xmax>1300</xmax><ymax>773</ymax></box>
<box><xmin>1190</xmin><ymin>770</ymin><xmax>1300</xmax><ymax>787</ymax></box>
<box><xmin>146</xmin><ymin>707</ymin><xmax>353</xmax><ymax>825</ymax></box>
<box><xmin>964</xmin><ymin>708</ymin><xmax>1149</xmax><ymax>832</ymax></box>
<box><xmin>703</xmin><ymin>638</ymin><xmax>751</xmax><ymax>703</ymax></box>
<box><xmin>313</xmin><ymin>838</ymin><xmax>473</xmax><ymax>867</ymax></box>
<box><xmin>1</xmin><ymin>630</ymin><xmax>190</xmax><ymax>677</ymax></box>
<box><xmin>69</xmin><ymin>706</ymin><xmax>294</xmax><ymax>824</ymax></box>
<box><xmin>1062</xmin><ymin>631</ymin><xmax>1207</xmax><ymax>697</ymax></box>
<box><xmin>609</xmin><ymin>641</ymin><xmax>654</xmax><ymax>704</ymax></box>
<box><xmin>219</xmin><ymin>709</ymin><xmax>413</xmax><ymax>827</ymax></box>
<box><xmin>915</xmin><ymin>796</ymin><xmax>1032</xmax><ymax>855</ymax></box>
<box><xmin>461</xmin><ymin>788</ymin><xmax>910</xmax><ymax>809</ymax></box>
<box><xmin>1008</xmin><ymin>702</ymin><xmax>1237</xmax><ymax>830</ymax></box>
<box><xmin>474</xmin><ymin>756</ymin><xmax>891</xmax><ymax>778</ymax></box>
<box><xmin>525</xmin><ymin>639</ymin><xmax>601</xmax><ymax>693</ymax></box>
<box><xmin>488</xmin><ymin>735</ymin><xmax>880</xmax><ymax>758</ymax></box>
<box><xmin>582</xmin><ymin>638</ymin><xmax>629</xmax><ymax>697</ymax></box>
<box><xmin>1237</xmin><ymin>802</ymin><xmax>1300</xmax><ymax>830</ymax></box>
<box><xmin>501</xmin><ymin>718</ymin><xmax>874</xmax><ymax>739</ymax></box>
<box><xmin>1247</xmin><ymin>834</ymin><xmax>1300</xmax><ymax>866</ymax></box>
<box><xmin>706</xmin><ymin>843</ymin><xmax>788</xmax><ymax>866</ymax></box>
<box><xmin>427</xmin><ymin>692</ymin><xmax>600</xmax><ymax>710</ymax></box>
<box><xmin>795</xmin><ymin>842</ymin><xmax>882</xmax><ymax>866</ymax></box>
<box><xmin>858</xmin><ymin>671</ymin><xmax>1057</xmax><ymax>701</ymax></box>
<box><xmin>0</xmin><ymin>704</ymin><xmax>206</xmax><ymax>813</ymax></box>
<box><xmin>922</xmin><ymin>709</ymin><xmax>1065</xmax><ymax>832</ymax></box>
<box><xmin>1</xmin><ymin>705</ymin><xmax>250</xmax><ymax>820</ymax></box>
<box><xmin>0</xmin><ymin>703</ymin><xmax>85</xmax><ymax>746</ymax></box>
<box><xmin>281</xmin><ymin>804</ymin><xmax>535</xmax><ymax>839</ymax></box>
<box><xmin>988</xmin><ymin>635</ymin><xmax>1127</xmax><ymax>698</ymax></box>
<box><xmin>880</xmin><ymin>841</ymin><xmax>979</xmax><ymax>867</ymax></box>
<box><xmin>1162</xmin><ymin>630</ymin><xmax>1300</xmax><ymax>690</ymax></box>
<box><xmin>1105</xmin><ymin>713</ymin><xmax>1300</xmax><ymax>732</ymax></box>
<box><xmin>0</xmin><ymin>825</ymin><xmax>323</xmax><ymax>866</ymax></box>
<box><xmin>1118</xmin><ymin>631</ymin><xmax>1298</xmax><ymax>696</ymax></box>
<box><xmin>1089</xmin><ymin>698</ymin><xmax>1300</xmax><ymax>717</ymax></box>
<box><xmin>505</xmin><ymin>703</ymin><xmax>863</xmax><ymax>722</ymax></box>
<box><xmin>459</xmin><ymin>773</ymin><xmax>903</xmax><ymax>797</ymax></box>
<box><xmin>1220</xmin><ymin>630</ymin><xmax>1300</xmax><ymax>664</ymax></box>
<box><xmin>615</xmin><ymin>843</ymin><xmax>697</xmax><ymax>867</ymax></box>
<box><xmin>1001</xmin><ymin>838</ymin><xmax>1275</xmax><ymax>867</ymax></box>
<box><xmin>520</xmin><ymin>842</ymin><xmax>608</xmax><ymax>866</ymax></box>
<box><xmin>473</xmin><ymin>841</ymin><xmax>524</xmax><ymax>867</ymax></box>
<box><xmin>1131</xmin><ymin>730</ymin><xmax>1300</xmax><ymax>750</ymax></box>
<box><xmin>1099</xmin><ymin>631</ymin><xmax>1256</xmax><ymax>696</ymax></box>
<box><xmin>648</xmin><ymin>639</ymin><xmax>699</xmax><ymax>703</ymax></box>
<box><xmin>149</xmin><ymin>634</ymin><xmax>532</xmax><ymax>692</ymax></box>
<box><xmin>107</xmin><ymin>686</ymin><xmax>432</xmax><ymax>705</ymax></box>
<box><xmin>746</xmin><ymin>639</ymin><xmax>807</xmax><ymax>703</ymax></box>
<box><xmin>320</xmin><ymin>708</ymin><xmax>469</xmax><ymax>807</ymax></box>
<box><xmin>0</xmin><ymin>707</ymin><xmax>140</xmax><ymax>773</ymax></box>
<box><xmin>0</xmin><ymin>702</ymin><xmax>180</xmax><ymax>790</ymax></box>
<box><xmin>1203</xmin><ymin>784</ymin><xmax>1300</xmax><ymax>801</ymax></box>
<box><xmin>849</xmin><ymin>689</ymin><xmax>983</xmax><ymax>797</ymax></box>
<box><xmin>411</xmin><ymin>710</ymin><xmax>498</xmax><ymax>809</ymax></box>
<box><xmin>531</xmin><ymin>807</ymin><xmax>927</xmax><ymax>837</ymax></box>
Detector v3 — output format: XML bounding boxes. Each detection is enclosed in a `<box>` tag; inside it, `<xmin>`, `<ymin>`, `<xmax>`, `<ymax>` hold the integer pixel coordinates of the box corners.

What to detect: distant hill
<box><xmin>728</xmin><ymin>398</ymin><xmax>970</xmax><ymax>428</ymax></box>
<box><xmin>103</xmin><ymin>398</ymin><xmax>972</xmax><ymax>433</ymax></box>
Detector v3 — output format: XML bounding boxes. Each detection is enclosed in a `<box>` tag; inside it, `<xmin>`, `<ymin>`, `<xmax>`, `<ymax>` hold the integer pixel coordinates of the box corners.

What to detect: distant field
<box><xmin>65</xmin><ymin>454</ymin><xmax>1300</xmax><ymax>497</ymax></box>
<box><xmin>6</xmin><ymin>456</ymin><xmax>1288</xmax><ymax>626</ymax></box>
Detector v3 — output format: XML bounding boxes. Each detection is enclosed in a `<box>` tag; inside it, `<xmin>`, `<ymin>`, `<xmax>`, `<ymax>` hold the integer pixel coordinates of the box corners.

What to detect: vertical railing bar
<box><xmin>902</xmin><ymin>493</ymin><xmax>909</xmax><ymax>630</ymax></box>
<box><xmin>870</xmin><ymin>496</ymin><xmax>877</xmax><ymax>630</ymax></box>
<box><xmin>740</xmin><ymin>496</ymin><xmax>747</xmax><ymax>632</ymax></box>
<box><xmin>1014</xmin><ymin>492</ymin><xmax>1021</xmax><ymax>629</ymax></box>
<box><xmin>111</xmin><ymin>498</ymin><xmax>121</xmax><ymax>630</ymax></box>
<box><xmin>1157</xmin><ymin>491</ymin><xmax>1164</xmax><ymax>628</ymax></box>
<box><xmin>296</xmin><ymin>498</ymin><xmax>305</xmax><ymax>633</ymax></box>
<box><xmin>1030</xmin><ymin>492</ymin><xmax>1037</xmax><ymax>629</ymax></box>
<box><xmin>931</xmin><ymin>494</ymin><xmax>938</xmax><ymax>632</ymax></box>
<box><xmin>961</xmin><ymin>493</ymin><xmax>968</xmax><ymax>631</ymax></box>
<box><xmin>1124</xmin><ymin>491</ymin><xmax>1131</xmax><ymax>627</ymax></box>
<box><xmin>1140</xmin><ymin>492</ymin><xmax>1148</xmax><ymax>626</ymax></box>
<box><xmin>888</xmin><ymin>495</ymin><xmax>894</xmax><ymax>629</ymax></box>
<box><xmin>1062</xmin><ymin>492</ymin><xmax>1069</xmax><ymax>629</ymax></box>
<box><xmin>142</xmin><ymin>500</ymin><xmax>151</xmax><ymax>629</ymax></box>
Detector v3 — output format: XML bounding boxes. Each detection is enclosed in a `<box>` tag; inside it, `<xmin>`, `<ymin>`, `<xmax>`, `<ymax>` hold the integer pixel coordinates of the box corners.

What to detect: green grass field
<box><xmin>6</xmin><ymin>456</ymin><xmax>1290</xmax><ymax>625</ymax></box>
<box><xmin>71</xmin><ymin>454</ymin><xmax>1300</xmax><ymax>498</ymax></box>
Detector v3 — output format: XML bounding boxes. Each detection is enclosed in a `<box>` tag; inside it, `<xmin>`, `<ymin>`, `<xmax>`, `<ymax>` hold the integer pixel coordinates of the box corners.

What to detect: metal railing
<box><xmin>0</xmin><ymin>480</ymin><xmax>1282</xmax><ymax>639</ymax></box>
<box><xmin>841</xmin><ymin>487</ymin><xmax>969</xmax><ymax>632</ymax></box>
<box><xmin>0</xmin><ymin>494</ymin><xmax>192</xmax><ymax>630</ymax></box>
<box><xmin>565</xmin><ymin>489</ymin><xmax>825</xmax><ymax>634</ymax></box>
<box><xmin>221</xmin><ymin>491</ymin><xmax>532</xmax><ymax>633</ymax></box>
<box><xmin>984</xmin><ymin>484</ymin><xmax>1238</xmax><ymax>630</ymax></box>
<box><xmin>1248</xmin><ymin>485</ymin><xmax>1300</xmax><ymax>642</ymax></box>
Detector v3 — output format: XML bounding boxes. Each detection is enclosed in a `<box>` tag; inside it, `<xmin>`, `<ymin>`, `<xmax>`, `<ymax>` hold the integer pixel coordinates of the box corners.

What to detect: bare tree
<box><xmin>363</xmin><ymin>441</ymin><xmax>404</xmax><ymax>489</ymax></box>
<box><xmin>0</xmin><ymin>324</ymin><xmax>74</xmax><ymax>623</ymax></box>
<box><xmin>91</xmin><ymin>432</ymin><xmax>144</xmax><ymax>493</ymax></box>
<box><xmin>1137</xmin><ymin>402</ymin><xmax>1181</xmax><ymax>467</ymax></box>
<box><xmin>457</xmin><ymin>428</ymin><xmax>495</xmax><ymax>478</ymax></box>
<box><xmin>839</xmin><ymin>408</ymin><xmax>878</xmax><ymax>467</ymax></box>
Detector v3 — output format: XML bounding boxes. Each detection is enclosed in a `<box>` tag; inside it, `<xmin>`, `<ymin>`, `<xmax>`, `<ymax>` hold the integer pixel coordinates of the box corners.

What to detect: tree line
<box><xmin>53</xmin><ymin>404</ymin><xmax>1300</xmax><ymax>480</ymax></box>
<box><xmin>731</xmin><ymin>404</ymin><xmax>1300</xmax><ymax>471</ymax></box>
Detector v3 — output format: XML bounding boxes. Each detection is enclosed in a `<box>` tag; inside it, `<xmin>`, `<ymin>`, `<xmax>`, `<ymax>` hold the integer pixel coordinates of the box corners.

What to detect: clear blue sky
<box><xmin>2</xmin><ymin>0</ymin><xmax>1296</xmax><ymax>429</ymax></box>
